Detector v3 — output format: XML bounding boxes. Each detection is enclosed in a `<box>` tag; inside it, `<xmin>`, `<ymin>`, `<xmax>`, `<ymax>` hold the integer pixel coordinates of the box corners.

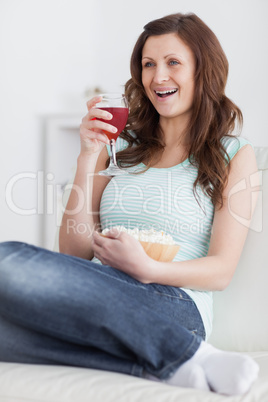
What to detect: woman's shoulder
<box><xmin>221</xmin><ymin>135</ymin><xmax>253</xmax><ymax>162</ymax></box>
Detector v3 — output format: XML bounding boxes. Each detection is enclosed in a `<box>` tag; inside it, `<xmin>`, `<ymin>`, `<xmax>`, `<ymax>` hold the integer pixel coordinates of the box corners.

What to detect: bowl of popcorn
<box><xmin>101</xmin><ymin>227</ymin><xmax>180</xmax><ymax>262</ymax></box>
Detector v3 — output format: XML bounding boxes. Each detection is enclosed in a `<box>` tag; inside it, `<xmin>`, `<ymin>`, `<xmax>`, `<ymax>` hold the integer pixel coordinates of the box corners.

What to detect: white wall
<box><xmin>0</xmin><ymin>0</ymin><xmax>267</xmax><ymax>247</ymax></box>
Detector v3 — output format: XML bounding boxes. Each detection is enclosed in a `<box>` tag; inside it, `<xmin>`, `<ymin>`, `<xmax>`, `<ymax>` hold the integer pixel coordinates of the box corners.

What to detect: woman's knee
<box><xmin>0</xmin><ymin>242</ymin><xmax>44</xmax><ymax>305</ymax></box>
<box><xmin>0</xmin><ymin>241</ymin><xmax>27</xmax><ymax>262</ymax></box>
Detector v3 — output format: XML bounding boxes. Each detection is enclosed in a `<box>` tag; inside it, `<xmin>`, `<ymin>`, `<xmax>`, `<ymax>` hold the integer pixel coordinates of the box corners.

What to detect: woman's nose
<box><xmin>153</xmin><ymin>65</ymin><xmax>169</xmax><ymax>83</ymax></box>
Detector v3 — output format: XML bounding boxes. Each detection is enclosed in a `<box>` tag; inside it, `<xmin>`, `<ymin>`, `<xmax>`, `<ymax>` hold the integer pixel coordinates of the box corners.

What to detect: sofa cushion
<box><xmin>0</xmin><ymin>351</ymin><xmax>268</xmax><ymax>402</ymax></box>
<box><xmin>209</xmin><ymin>147</ymin><xmax>268</xmax><ymax>352</ymax></box>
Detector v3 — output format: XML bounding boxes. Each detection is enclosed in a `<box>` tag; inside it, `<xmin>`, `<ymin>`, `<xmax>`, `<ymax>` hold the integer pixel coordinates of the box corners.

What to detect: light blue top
<box><xmin>94</xmin><ymin>133</ymin><xmax>252</xmax><ymax>339</ymax></box>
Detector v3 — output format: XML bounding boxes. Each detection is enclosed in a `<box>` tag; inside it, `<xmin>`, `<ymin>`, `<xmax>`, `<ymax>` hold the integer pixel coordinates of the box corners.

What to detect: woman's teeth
<box><xmin>155</xmin><ymin>89</ymin><xmax>178</xmax><ymax>98</ymax></box>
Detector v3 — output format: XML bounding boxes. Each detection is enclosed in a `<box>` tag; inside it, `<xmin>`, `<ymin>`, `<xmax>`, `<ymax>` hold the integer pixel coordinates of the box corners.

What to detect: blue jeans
<box><xmin>0</xmin><ymin>241</ymin><xmax>205</xmax><ymax>380</ymax></box>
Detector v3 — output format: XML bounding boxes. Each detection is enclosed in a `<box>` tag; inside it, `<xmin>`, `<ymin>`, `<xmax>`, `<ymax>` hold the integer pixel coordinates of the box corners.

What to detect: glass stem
<box><xmin>109</xmin><ymin>139</ymin><xmax>117</xmax><ymax>167</ymax></box>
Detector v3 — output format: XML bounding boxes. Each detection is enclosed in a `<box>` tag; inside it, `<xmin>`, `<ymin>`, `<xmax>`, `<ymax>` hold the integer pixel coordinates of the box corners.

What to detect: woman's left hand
<box><xmin>92</xmin><ymin>229</ymin><xmax>154</xmax><ymax>283</ymax></box>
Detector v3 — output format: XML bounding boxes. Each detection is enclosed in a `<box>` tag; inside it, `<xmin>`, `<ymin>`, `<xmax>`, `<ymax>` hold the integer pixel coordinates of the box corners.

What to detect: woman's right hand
<box><xmin>79</xmin><ymin>95</ymin><xmax>117</xmax><ymax>155</ymax></box>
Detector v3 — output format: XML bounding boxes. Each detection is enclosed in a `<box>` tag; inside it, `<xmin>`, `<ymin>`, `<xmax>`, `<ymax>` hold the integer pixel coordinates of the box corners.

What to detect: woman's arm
<box><xmin>92</xmin><ymin>145</ymin><xmax>259</xmax><ymax>290</ymax></box>
<box><xmin>59</xmin><ymin>148</ymin><xmax>109</xmax><ymax>260</ymax></box>
<box><xmin>59</xmin><ymin>97</ymin><xmax>114</xmax><ymax>259</ymax></box>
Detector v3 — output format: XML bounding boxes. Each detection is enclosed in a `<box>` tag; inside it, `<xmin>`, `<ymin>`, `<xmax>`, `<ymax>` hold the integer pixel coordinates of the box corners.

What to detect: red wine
<box><xmin>98</xmin><ymin>107</ymin><xmax>129</xmax><ymax>140</ymax></box>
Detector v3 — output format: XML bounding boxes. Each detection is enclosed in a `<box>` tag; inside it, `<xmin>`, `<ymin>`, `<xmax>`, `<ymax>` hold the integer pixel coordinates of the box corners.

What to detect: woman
<box><xmin>0</xmin><ymin>13</ymin><xmax>259</xmax><ymax>395</ymax></box>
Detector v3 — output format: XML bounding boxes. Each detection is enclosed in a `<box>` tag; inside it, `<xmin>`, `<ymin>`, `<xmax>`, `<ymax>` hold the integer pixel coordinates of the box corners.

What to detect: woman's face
<box><xmin>141</xmin><ymin>33</ymin><xmax>196</xmax><ymax>124</ymax></box>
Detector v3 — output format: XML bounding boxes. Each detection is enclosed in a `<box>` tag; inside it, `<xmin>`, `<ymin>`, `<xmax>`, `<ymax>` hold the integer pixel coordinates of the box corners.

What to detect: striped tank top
<box><xmin>95</xmin><ymin>133</ymin><xmax>252</xmax><ymax>339</ymax></box>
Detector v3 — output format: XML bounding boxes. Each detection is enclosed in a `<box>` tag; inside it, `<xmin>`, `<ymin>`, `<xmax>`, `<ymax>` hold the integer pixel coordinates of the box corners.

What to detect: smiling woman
<box><xmin>141</xmin><ymin>33</ymin><xmax>195</xmax><ymax>124</ymax></box>
<box><xmin>120</xmin><ymin>13</ymin><xmax>241</xmax><ymax>207</ymax></box>
<box><xmin>0</xmin><ymin>12</ymin><xmax>259</xmax><ymax>397</ymax></box>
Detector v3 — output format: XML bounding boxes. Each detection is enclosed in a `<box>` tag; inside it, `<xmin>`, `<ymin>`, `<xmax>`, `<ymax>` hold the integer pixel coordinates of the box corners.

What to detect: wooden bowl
<box><xmin>139</xmin><ymin>241</ymin><xmax>180</xmax><ymax>262</ymax></box>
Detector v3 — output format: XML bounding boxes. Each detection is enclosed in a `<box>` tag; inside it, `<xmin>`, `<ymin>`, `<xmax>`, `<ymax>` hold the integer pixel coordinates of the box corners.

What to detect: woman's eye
<box><xmin>169</xmin><ymin>60</ymin><xmax>179</xmax><ymax>66</ymax></box>
<box><xmin>143</xmin><ymin>62</ymin><xmax>154</xmax><ymax>68</ymax></box>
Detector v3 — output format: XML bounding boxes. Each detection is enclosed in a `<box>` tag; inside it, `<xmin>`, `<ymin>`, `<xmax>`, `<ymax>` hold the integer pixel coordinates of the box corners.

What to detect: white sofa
<box><xmin>0</xmin><ymin>146</ymin><xmax>268</xmax><ymax>402</ymax></box>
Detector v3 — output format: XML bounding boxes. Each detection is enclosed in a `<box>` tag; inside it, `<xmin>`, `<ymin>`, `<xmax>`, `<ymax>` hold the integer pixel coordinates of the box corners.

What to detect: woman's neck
<box><xmin>159</xmin><ymin>116</ymin><xmax>190</xmax><ymax>148</ymax></box>
<box><xmin>145</xmin><ymin>117</ymin><xmax>190</xmax><ymax>168</ymax></box>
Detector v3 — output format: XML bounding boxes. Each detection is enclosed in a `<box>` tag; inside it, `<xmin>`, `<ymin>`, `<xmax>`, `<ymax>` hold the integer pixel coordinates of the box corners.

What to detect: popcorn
<box><xmin>101</xmin><ymin>226</ymin><xmax>176</xmax><ymax>245</ymax></box>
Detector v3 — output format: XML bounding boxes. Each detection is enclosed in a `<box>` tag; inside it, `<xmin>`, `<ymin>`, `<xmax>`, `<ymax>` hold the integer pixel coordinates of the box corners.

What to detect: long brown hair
<box><xmin>116</xmin><ymin>12</ymin><xmax>243</xmax><ymax>208</ymax></box>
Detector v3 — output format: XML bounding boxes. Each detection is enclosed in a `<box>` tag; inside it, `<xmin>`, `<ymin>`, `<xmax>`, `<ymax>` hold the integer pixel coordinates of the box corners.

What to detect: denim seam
<box><xmin>152</xmin><ymin>291</ymin><xmax>195</xmax><ymax>302</ymax></box>
<box><xmin>156</xmin><ymin>334</ymin><xmax>201</xmax><ymax>380</ymax></box>
<box><xmin>131</xmin><ymin>363</ymin><xmax>144</xmax><ymax>378</ymax></box>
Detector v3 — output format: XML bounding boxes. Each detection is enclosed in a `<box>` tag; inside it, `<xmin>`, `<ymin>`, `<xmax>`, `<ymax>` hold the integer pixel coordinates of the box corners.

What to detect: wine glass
<box><xmin>96</xmin><ymin>93</ymin><xmax>129</xmax><ymax>176</ymax></box>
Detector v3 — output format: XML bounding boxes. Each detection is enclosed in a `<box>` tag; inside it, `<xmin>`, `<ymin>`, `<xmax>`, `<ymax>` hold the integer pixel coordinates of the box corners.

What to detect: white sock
<box><xmin>165</xmin><ymin>362</ymin><xmax>210</xmax><ymax>391</ymax></box>
<box><xmin>146</xmin><ymin>363</ymin><xmax>209</xmax><ymax>391</ymax></box>
<box><xmin>167</xmin><ymin>341</ymin><xmax>259</xmax><ymax>395</ymax></box>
